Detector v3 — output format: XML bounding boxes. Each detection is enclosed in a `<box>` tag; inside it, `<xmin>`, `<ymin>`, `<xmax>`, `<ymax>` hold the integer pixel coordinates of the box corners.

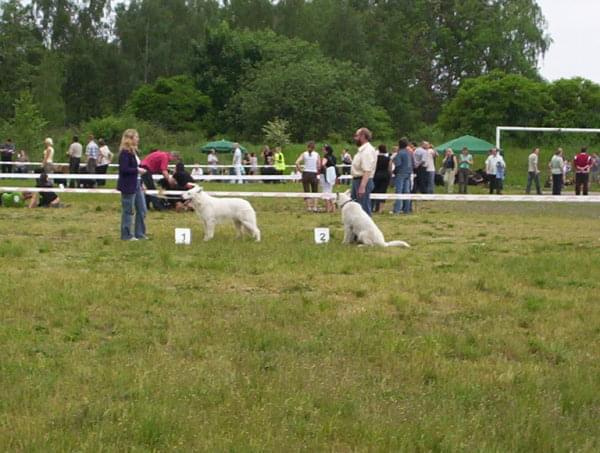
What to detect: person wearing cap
<box><xmin>351</xmin><ymin>127</ymin><xmax>377</xmax><ymax>216</ymax></box>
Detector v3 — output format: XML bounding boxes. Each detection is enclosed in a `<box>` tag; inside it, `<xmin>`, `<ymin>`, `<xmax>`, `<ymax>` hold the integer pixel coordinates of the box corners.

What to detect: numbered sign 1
<box><xmin>175</xmin><ymin>228</ymin><xmax>192</xmax><ymax>245</ymax></box>
<box><xmin>314</xmin><ymin>227</ymin><xmax>330</xmax><ymax>244</ymax></box>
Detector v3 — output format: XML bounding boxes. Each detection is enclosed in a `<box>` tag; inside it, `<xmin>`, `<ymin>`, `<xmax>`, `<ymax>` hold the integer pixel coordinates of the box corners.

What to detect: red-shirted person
<box><xmin>140</xmin><ymin>149</ymin><xmax>180</xmax><ymax>209</ymax></box>
<box><xmin>573</xmin><ymin>147</ymin><xmax>593</xmax><ymax>195</ymax></box>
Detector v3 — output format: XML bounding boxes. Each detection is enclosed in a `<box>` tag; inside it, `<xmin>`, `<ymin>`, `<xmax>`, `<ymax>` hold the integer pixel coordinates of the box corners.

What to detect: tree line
<box><xmin>3</xmin><ymin>0</ymin><xmax>594</xmax><ymax>146</ymax></box>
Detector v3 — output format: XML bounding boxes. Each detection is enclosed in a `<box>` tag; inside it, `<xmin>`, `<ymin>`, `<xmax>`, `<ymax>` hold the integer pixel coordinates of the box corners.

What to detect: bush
<box><xmin>127</xmin><ymin>75</ymin><xmax>211</xmax><ymax>131</ymax></box>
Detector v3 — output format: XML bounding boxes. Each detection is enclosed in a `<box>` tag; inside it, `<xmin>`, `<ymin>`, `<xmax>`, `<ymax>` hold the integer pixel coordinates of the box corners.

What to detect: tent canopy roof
<box><xmin>200</xmin><ymin>139</ymin><xmax>246</xmax><ymax>153</ymax></box>
<box><xmin>435</xmin><ymin>135</ymin><xmax>496</xmax><ymax>154</ymax></box>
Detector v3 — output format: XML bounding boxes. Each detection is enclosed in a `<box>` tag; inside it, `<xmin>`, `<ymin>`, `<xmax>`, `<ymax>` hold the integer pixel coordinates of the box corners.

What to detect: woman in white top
<box><xmin>295</xmin><ymin>141</ymin><xmax>321</xmax><ymax>211</ymax></box>
<box><xmin>96</xmin><ymin>138</ymin><xmax>113</xmax><ymax>186</ymax></box>
<box><xmin>42</xmin><ymin>137</ymin><xmax>54</xmax><ymax>173</ymax></box>
<box><xmin>207</xmin><ymin>149</ymin><xmax>218</xmax><ymax>175</ymax></box>
<box><xmin>191</xmin><ymin>164</ymin><xmax>204</xmax><ymax>180</ymax></box>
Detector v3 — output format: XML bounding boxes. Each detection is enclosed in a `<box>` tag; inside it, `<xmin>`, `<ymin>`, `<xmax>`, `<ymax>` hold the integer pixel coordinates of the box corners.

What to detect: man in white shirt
<box><xmin>526</xmin><ymin>147</ymin><xmax>542</xmax><ymax>195</ymax></box>
<box><xmin>232</xmin><ymin>143</ymin><xmax>243</xmax><ymax>184</ymax></box>
<box><xmin>67</xmin><ymin>136</ymin><xmax>83</xmax><ymax>188</ymax></box>
<box><xmin>413</xmin><ymin>141</ymin><xmax>429</xmax><ymax>193</ymax></box>
<box><xmin>351</xmin><ymin>127</ymin><xmax>377</xmax><ymax>216</ymax></box>
<box><xmin>485</xmin><ymin>148</ymin><xmax>503</xmax><ymax>194</ymax></box>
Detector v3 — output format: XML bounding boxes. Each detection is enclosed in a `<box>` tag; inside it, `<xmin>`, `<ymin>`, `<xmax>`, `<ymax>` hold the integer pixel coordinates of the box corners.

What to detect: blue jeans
<box><xmin>427</xmin><ymin>171</ymin><xmax>435</xmax><ymax>194</ymax></box>
<box><xmin>121</xmin><ymin>182</ymin><xmax>147</xmax><ymax>239</ymax></box>
<box><xmin>393</xmin><ymin>175</ymin><xmax>412</xmax><ymax>213</ymax></box>
<box><xmin>351</xmin><ymin>177</ymin><xmax>374</xmax><ymax>216</ymax></box>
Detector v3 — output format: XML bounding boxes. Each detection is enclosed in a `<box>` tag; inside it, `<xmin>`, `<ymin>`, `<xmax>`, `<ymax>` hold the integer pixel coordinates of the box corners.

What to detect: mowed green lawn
<box><xmin>1</xmin><ymin>184</ymin><xmax>599</xmax><ymax>451</ymax></box>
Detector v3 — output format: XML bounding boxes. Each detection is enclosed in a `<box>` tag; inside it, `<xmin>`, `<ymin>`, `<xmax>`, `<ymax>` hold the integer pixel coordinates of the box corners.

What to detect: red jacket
<box><xmin>574</xmin><ymin>153</ymin><xmax>592</xmax><ymax>173</ymax></box>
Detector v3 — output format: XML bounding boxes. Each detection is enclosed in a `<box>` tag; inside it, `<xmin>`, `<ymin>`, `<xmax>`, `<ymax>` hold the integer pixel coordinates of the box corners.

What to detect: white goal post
<box><xmin>495</xmin><ymin>126</ymin><xmax>600</xmax><ymax>149</ymax></box>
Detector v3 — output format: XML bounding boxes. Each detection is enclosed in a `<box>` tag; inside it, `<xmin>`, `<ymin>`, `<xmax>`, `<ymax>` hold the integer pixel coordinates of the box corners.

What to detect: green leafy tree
<box><xmin>437</xmin><ymin>71</ymin><xmax>555</xmax><ymax>139</ymax></box>
<box><xmin>232</xmin><ymin>57</ymin><xmax>391</xmax><ymax>141</ymax></box>
<box><xmin>546</xmin><ymin>78</ymin><xmax>600</xmax><ymax>128</ymax></box>
<box><xmin>262</xmin><ymin>118</ymin><xmax>291</xmax><ymax>148</ymax></box>
<box><xmin>115</xmin><ymin>0</ymin><xmax>217</xmax><ymax>85</ymax></box>
<box><xmin>32</xmin><ymin>52</ymin><xmax>66</xmax><ymax>127</ymax></box>
<box><xmin>7</xmin><ymin>91</ymin><xmax>48</xmax><ymax>157</ymax></box>
<box><xmin>128</xmin><ymin>75</ymin><xmax>211</xmax><ymax>131</ymax></box>
<box><xmin>0</xmin><ymin>1</ymin><xmax>44</xmax><ymax>119</ymax></box>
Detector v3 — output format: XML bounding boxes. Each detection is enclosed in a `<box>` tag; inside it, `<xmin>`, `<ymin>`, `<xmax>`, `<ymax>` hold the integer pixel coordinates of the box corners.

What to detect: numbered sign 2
<box><xmin>314</xmin><ymin>227</ymin><xmax>330</xmax><ymax>244</ymax></box>
<box><xmin>175</xmin><ymin>228</ymin><xmax>192</xmax><ymax>245</ymax></box>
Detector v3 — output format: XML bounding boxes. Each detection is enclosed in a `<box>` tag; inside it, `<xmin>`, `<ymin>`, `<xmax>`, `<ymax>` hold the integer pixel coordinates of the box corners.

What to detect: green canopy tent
<box><xmin>435</xmin><ymin>135</ymin><xmax>497</xmax><ymax>155</ymax></box>
<box><xmin>200</xmin><ymin>140</ymin><xmax>247</xmax><ymax>153</ymax></box>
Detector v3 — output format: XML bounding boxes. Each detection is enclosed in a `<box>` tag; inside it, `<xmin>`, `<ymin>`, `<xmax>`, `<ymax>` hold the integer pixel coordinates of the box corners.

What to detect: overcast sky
<box><xmin>536</xmin><ymin>0</ymin><xmax>600</xmax><ymax>83</ymax></box>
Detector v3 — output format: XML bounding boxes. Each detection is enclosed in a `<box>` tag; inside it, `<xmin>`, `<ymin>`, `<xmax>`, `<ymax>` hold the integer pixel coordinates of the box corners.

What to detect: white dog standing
<box><xmin>336</xmin><ymin>191</ymin><xmax>409</xmax><ymax>247</ymax></box>
<box><xmin>182</xmin><ymin>186</ymin><xmax>261</xmax><ymax>241</ymax></box>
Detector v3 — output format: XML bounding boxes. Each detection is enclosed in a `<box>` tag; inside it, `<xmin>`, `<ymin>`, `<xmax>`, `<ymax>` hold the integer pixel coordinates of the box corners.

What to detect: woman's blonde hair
<box><xmin>44</xmin><ymin>137</ymin><xmax>53</xmax><ymax>146</ymax></box>
<box><xmin>120</xmin><ymin>129</ymin><xmax>139</xmax><ymax>152</ymax></box>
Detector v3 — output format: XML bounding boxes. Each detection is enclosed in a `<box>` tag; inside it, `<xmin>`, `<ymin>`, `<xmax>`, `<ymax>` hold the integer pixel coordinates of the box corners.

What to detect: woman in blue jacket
<box><xmin>117</xmin><ymin>129</ymin><xmax>148</xmax><ymax>240</ymax></box>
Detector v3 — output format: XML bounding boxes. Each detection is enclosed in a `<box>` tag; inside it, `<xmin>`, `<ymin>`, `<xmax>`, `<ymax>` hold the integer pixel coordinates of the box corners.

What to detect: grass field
<box><xmin>1</xmin><ymin>183</ymin><xmax>600</xmax><ymax>451</ymax></box>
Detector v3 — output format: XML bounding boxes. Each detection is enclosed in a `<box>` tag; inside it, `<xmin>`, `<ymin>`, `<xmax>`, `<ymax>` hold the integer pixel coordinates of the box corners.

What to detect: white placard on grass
<box><xmin>314</xmin><ymin>227</ymin><xmax>330</xmax><ymax>244</ymax></box>
<box><xmin>175</xmin><ymin>228</ymin><xmax>192</xmax><ymax>245</ymax></box>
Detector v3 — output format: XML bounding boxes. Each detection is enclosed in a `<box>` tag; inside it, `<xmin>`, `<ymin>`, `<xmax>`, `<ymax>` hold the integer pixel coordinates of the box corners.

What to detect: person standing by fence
<box><xmin>526</xmin><ymin>148</ymin><xmax>542</xmax><ymax>195</ymax></box>
<box><xmin>117</xmin><ymin>129</ymin><xmax>148</xmax><ymax>241</ymax></box>
<box><xmin>573</xmin><ymin>147</ymin><xmax>592</xmax><ymax>195</ymax></box>
<box><xmin>371</xmin><ymin>144</ymin><xmax>390</xmax><ymax>213</ymax></box>
<box><xmin>351</xmin><ymin>127</ymin><xmax>377</xmax><ymax>216</ymax></box>
<box><xmin>42</xmin><ymin>138</ymin><xmax>54</xmax><ymax>174</ymax></box>
<box><xmin>341</xmin><ymin>148</ymin><xmax>352</xmax><ymax>184</ymax></box>
<box><xmin>1</xmin><ymin>138</ymin><xmax>15</xmax><ymax>174</ymax></box>
<box><xmin>96</xmin><ymin>138</ymin><xmax>113</xmax><ymax>186</ymax></box>
<box><xmin>549</xmin><ymin>148</ymin><xmax>564</xmax><ymax>195</ymax></box>
<box><xmin>85</xmin><ymin>134</ymin><xmax>99</xmax><ymax>187</ymax></box>
<box><xmin>442</xmin><ymin>148</ymin><xmax>458</xmax><ymax>193</ymax></box>
<box><xmin>485</xmin><ymin>148</ymin><xmax>503</xmax><ymax>194</ymax></box>
<box><xmin>457</xmin><ymin>147</ymin><xmax>473</xmax><ymax>194</ymax></box>
<box><xmin>391</xmin><ymin>137</ymin><xmax>414</xmax><ymax>215</ymax></box>
<box><xmin>295</xmin><ymin>141</ymin><xmax>321</xmax><ymax>212</ymax></box>
<box><xmin>67</xmin><ymin>136</ymin><xmax>82</xmax><ymax>187</ymax></box>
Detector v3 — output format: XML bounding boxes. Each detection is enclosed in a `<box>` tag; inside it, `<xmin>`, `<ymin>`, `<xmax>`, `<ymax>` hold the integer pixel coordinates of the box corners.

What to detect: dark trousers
<box><xmin>1</xmin><ymin>162</ymin><xmax>12</xmax><ymax>173</ymax></box>
<box><xmin>575</xmin><ymin>173</ymin><xmax>589</xmax><ymax>195</ymax></box>
<box><xmin>552</xmin><ymin>173</ymin><xmax>562</xmax><ymax>195</ymax></box>
<box><xmin>526</xmin><ymin>171</ymin><xmax>541</xmax><ymax>194</ymax></box>
<box><xmin>68</xmin><ymin>156</ymin><xmax>80</xmax><ymax>187</ymax></box>
<box><xmin>141</xmin><ymin>170</ymin><xmax>165</xmax><ymax>210</ymax></box>
<box><xmin>371</xmin><ymin>175</ymin><xmax>389</xmax><ymax>212</ymax></box>
<box><xmin>415</xmin><ymin>166</ymin><xmax>428</xmax><ymax>193</ymax></box>
<box><xmin>488</xmin><ymin>175</ymin><xmax>499</xmax><ymax>194</ymax></box>
<box><xmin>96</xmin><ymin>164</ymin><xmax>108</xmax><ymax>186</ymax></box>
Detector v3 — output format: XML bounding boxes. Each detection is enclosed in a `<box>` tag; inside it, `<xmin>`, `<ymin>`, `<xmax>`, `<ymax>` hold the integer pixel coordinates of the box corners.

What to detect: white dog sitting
<box><xmin>182</xmin><ymin>186</ymin><xmax>261</xmax><ymax>241</ymax></box>
<box><xmin>336</xmin><ymin>191</ymin><xmax>410</xmax><ymax>247</ymax></box>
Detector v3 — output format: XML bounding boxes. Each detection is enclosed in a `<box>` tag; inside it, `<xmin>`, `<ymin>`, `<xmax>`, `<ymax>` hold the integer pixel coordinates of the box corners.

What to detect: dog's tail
<box><xmin>384</xmin><ymin>240</ymin><xmax>411</xmax><ymax>248</ymax></box>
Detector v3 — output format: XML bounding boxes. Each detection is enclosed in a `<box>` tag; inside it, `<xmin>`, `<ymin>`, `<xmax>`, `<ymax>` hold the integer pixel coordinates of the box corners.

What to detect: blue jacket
<box><xmin>393</xmin><ymin>148</ymin><xmax>414</xmax><ymax>177</ymax></box>
<box><xmin>117</xmin><ymin>150</ymin><xmax>139</xmax><ymax>194</ymax></box>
